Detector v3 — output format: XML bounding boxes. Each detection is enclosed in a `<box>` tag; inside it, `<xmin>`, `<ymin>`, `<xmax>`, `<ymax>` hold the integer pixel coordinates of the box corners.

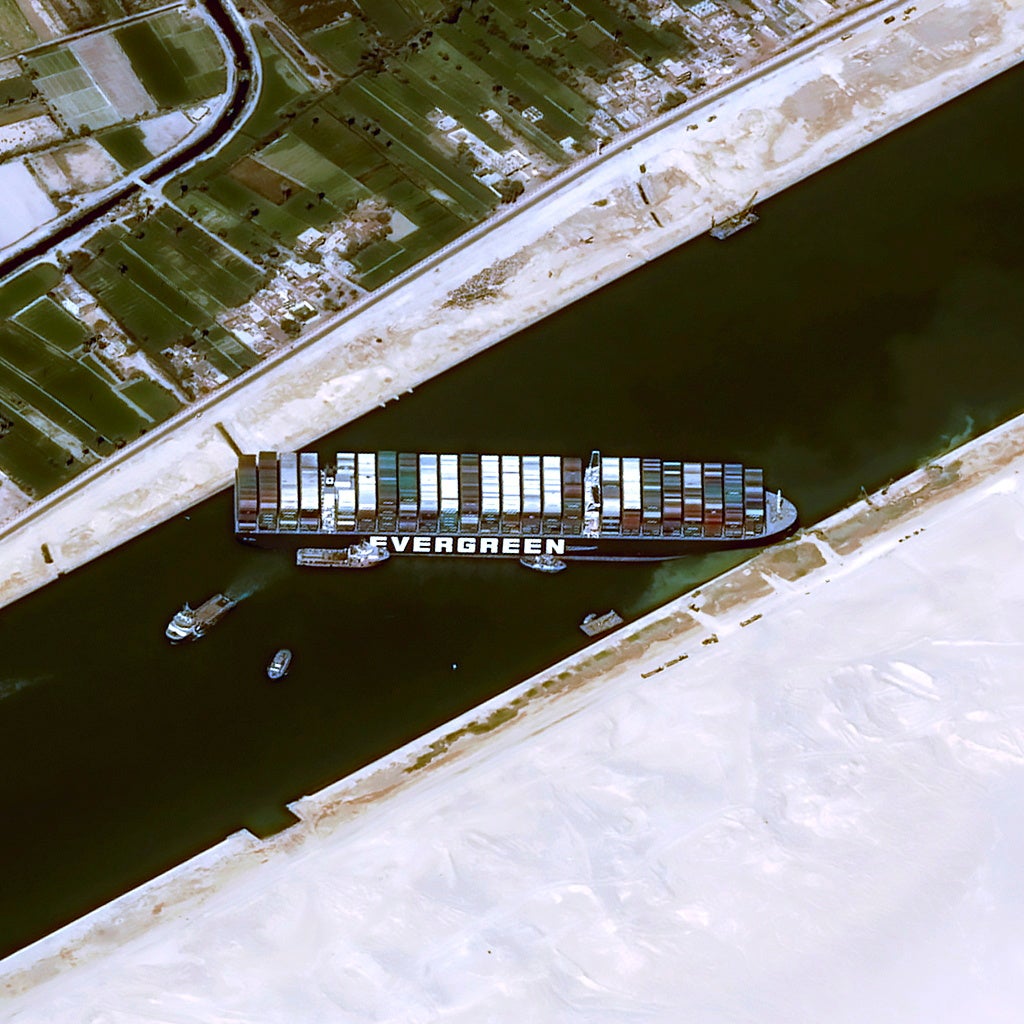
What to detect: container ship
<box><xmin>234</xmin><ymin>450</ymin><xmax>798</xmax><ymax>568</ymax></box>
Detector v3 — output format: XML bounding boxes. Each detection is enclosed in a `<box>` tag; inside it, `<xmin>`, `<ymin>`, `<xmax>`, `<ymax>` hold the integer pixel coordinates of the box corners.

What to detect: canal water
<box><xmin>2</xmin><ymin>63</ymin><xmax>1023</xmax><ymax>959</ymax></box>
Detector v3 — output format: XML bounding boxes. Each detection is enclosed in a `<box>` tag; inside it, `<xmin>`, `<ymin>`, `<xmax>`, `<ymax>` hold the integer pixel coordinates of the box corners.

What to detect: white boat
<box><xmin>267</xmin><ymin>649</ymin><xmax>292</xmax><ymax>680</ymax></box>
<box><xmin>520</xmin><ymin>553</ymin><xmax>567</xmax><ymax>573</ymax></box>
<box><xmin>165</xmin><ymin>593</ymin><xmax>236</xmax><ymax>642</ymax></box>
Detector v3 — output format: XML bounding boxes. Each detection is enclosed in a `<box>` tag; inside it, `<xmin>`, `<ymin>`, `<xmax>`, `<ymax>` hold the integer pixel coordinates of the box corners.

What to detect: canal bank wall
<box><xmin>0</xmin><ymin>0</ymin><xmax>1020</xmax><ymax>611</ymax></box>
<box><xmin>4</xmin><ymin>379</ymin><xmax>1024</xmax><ymax>1018</ymax></box>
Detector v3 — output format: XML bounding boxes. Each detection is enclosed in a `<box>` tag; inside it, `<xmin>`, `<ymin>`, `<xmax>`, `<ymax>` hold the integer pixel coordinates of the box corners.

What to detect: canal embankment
<box><xmin>0</xmin><ymin>0</ymin><xmax>1020</xmax><ymax>612</ymax></box>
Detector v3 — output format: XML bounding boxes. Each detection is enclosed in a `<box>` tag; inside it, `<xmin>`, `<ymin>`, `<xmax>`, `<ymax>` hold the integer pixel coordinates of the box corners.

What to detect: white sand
<box><xmin>0</xmin><ymin>161</ymin><xmax>56</xmax><ymax>250</ymax></box>
<box><xmin>3</xmin><ymin>388</ymin><xmax>1024</xmax><ymax>1022</ymax></box>
<box><xmin>0</xmin><ymin>0</ymin><xmax>1019</xmax><ymax>612</ymax></box>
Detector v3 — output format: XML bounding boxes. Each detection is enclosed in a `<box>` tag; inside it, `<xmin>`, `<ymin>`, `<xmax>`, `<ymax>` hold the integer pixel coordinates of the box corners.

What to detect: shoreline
<box><xmin>0</xmin><ymin>0</ymin><xmax>1019</xmax><ymax>610</ymax></box>
<box><xmin>5</xmin><ymin>376</ymin><xmax>1024</xmax><ymax>1012</ymax></box>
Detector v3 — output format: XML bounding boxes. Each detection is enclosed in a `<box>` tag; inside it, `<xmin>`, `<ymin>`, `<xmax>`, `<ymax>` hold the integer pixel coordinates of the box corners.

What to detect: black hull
<box><xmin>237</xmin><ymin>526</ymin><xmax>798</xmax><ymax>562</ymax></box>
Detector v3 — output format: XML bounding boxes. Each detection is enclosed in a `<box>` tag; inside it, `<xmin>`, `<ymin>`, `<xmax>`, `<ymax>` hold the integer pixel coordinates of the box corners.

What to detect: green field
<box><xmin>0</xmin><ymin>0</ymin><xmax>37</xmax><ymax>55</ymax></box>
<box><xmin>116</xmin><ymin>11</ymin><xmax>226</xmax><ymax>109</ymax></box>
<box><xmin>0</xmin><ymin>265</ymin><xmax>62</xmax><ymax>319</ymax></box>
<box><xmin>0</xmin><ymin>263</ymin><xmax>182</xmax><ymax>495</ymax></box>
<box><xmin>96</xmin><ymin>124</ymin><xmax>153</xmax><ymax>170</ymax></box>
<box><xmin>25</xmin><ymin>48</ymin><xmax>121</xmax><ymax>132</ymax></box>
<box><xmin>160</xmin><ymin>0</ymin><xmax>691</xmax><ymax>288</ymax></box>
<box><xmin>73</xmin><ymin>209</ymin><xmax>264</xmax><ymax>372</ymax></box>
<box><xmin>0</xmin><ymin>74</ymin><xmax>37</xmax><ymax>107</ymax></box>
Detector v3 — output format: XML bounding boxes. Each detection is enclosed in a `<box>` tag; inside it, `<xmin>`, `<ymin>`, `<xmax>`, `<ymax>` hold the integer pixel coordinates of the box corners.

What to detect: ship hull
<box><xmin>238</xmin><ymin>526</ymin><xmax>797</xmax><ymax>562</ymax></box>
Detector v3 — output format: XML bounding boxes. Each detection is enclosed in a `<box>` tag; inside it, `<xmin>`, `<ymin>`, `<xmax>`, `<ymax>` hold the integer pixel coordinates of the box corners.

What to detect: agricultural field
<box><xmin>159</xmin><ymin>1</ymin><xmax>691</xmax><ymax>286</ymax></box>
<box><xmin>95</xmin><ymin>123</ymin><xmax>152</xmax><ymax>169</ymax></box>
<box><xmin>0</xmin><ymin>72</ymin><xmax>46</xmax><ymax>133</ymax></box>
<box><xmin>0</xmin><ymin>0</ymin><xmax>37</xmax><ymax>56</ymax></box>
<box><xmin>23</xmin><ymin>48</ymin><xmax>122</xmax><ymax>132</ymax></box>
<box><xmin>0</xmin><ymin>263</ymin><xmax>180</xmax><ymax>496</ymax></box>
<box><xmin>115</xmin><ymin>9</ymin><xmax>227</xmax><ymax>110</ymax></box>
<box><xmin>43</xmin><ymin>0</ymin><xmax>174</xmax><ymax>33</ymax></box>
<box><xmin>0</xmin><ymin>0</ymin><xmax>698</xmax><ymax>496</ymax></box>
<box><xmin>71</xmin><ymin>207</ymin><xmax>264</xmax><ymax>376</ymax></box>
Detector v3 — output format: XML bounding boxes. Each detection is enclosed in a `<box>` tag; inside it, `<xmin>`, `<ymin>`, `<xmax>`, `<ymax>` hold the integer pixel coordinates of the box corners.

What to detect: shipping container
<box><xmin>562</xmin><ymin>456</ymin><xmax>583</xmax><ymax>535</ymax></box>
<box><xmin>320</xmin><ymin>465</ymin><xmax>335</xmax><ymax>532</ymax></box>
<box><xmin>501</xmin><ymin>454</ymin><xmax>521</xmax><ymax>533</ymax></box>
<box><xmin>724</xmin><ymin>463</ymin><xmax>744</xmax><ymax>539</ymax></box>
<box><xmin>744</xmin><ymin>467</ymin><xmax>765</xmax><ymax>535</ymax></box>
<box><xmin>257</xmin><ymin>451</ymin><xmax>279</xmax><ymax>530</ymax></box>
<box><xmin>663</xmin><ymin>460</ymin><xmax>682</xmax><ymax>537</ymax></box>
<box><xmin>235</xmin><ymin>454</ymin><xmax>258</xmax><ymax>531</ymax></box>
<box><xmin>460</xmin><ymin>454</ymin><xmax>480</xmax><ymax>532</ymax></box>
<box><xmin>522</xmin><ymin>455</ymin><xmax>542</xmax><ymax>534</ymax></box>
<box><xmin>683</xmin><ymin>462</ymin><xmax>703</xmax><ymax>537</ymax></box>
<box><xmin>377</xmin><ymin>450</ymin><xmax>398</xmax><ymax>532</ymax></box>
<box><xmin>641</xmin><ymin>458</ymin><xmax>661</xmax><ymax>536</ymax></box>
<box><xmin>481</xmin><ymin>454</ymin><xmax>501</xmax><ymax>531</ymax></box>
<box><xmin>542</xmin><ymin>455</ymin><xmax>562</xmax><ymax>533</ymax></box>
<box><xmin>703</xmin><ymin>463</ymin><xmax>724</xmax><ymax>538</ymax></box>
<box><xmin>439</xmin><ymin>454</ymin><xmax>459</xmax><ymax>533</ymax></box>
<box><xmin>300</xmin><ymin>452</ymin><xmax>320</xmax><ymax>531</ymax></box>
<box><xmin>414</xmin><ymin>453</ymin><xmax>434</xmax><ymax>531</ymax></box>
<box><xmin>399</xmin><ymin>453</ymin><xmax>420</xmax><ymax>531</ymax></box>
<box><xmin>356</xmin><ymin>452</ymin><xmax>376</xmax><ymax>531</ymax></box>
<box><xmin>600</xmin><ymin>456</ymin><xmax>621</xmax><ymax>534</ymax></box>
<box><xmin>335</xmin><ymin>453</ymin><xmax>356</xmax><ymax>531</ymax></box>
<box><xmin>621</xmin><ymin>457</ymin><xmax>642</xmax><ymax>535</ymax></box>
<box><xmin>277</xmin><ymin>452</ymin><xmax>299</xmax><ymax>531</ymax></box>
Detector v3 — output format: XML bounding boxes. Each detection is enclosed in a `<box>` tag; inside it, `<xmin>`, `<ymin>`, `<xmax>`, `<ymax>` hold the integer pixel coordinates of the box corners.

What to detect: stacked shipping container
<box><xmin>235</xmin><ymin>451</ymin><xmax>773</xmax><ymax>541</ymax></box>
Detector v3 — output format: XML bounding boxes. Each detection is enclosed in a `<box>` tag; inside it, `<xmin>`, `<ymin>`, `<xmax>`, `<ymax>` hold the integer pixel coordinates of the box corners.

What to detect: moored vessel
<box><xmin>295</xmin><ymin>540</ymin><xmax>390</xmax><ymax>569</ymax></box>
<box><xmin>235</xmin><ymin>448</ymin><xmax>798</xmax><ymax>566</ymax></box>
<box><xmin>580</xmin><ymin>610</ymin><xmax>624</xmax><ymax>637</ymax></box>
<box><xmin>165</xmin><ymin>594</ymin><xmax>235</xmax><ymax>642</ymax></box>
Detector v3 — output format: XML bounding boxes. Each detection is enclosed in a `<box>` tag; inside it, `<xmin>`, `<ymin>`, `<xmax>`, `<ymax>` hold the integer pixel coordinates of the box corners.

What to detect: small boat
<box><xmin>295</xmin><ymin>540</ymin><xmax>390</xmax><ymax>569</ymax></box>
<box><xmin>267</xmin><ymin>649</ymin><xmax>292</xmax><ymax>680</ymax></box>
<box><xmin>579</xmin><ymin>610</ymin><xmax>623</xmax><ymax>637</ymax></box>
<box><xmin>520</xmin><ymin>553</ymin><xmax>567</xmax><ymax>573</ymax></box>
<box><xmin>165</xmin><ymin>593</ymin><xmax>236</xmax><ymax>642</ymax></box>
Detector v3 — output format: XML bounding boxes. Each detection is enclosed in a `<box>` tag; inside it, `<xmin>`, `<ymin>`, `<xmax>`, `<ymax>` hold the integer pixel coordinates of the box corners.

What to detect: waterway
<box><xmin>1</xmin><ymin>62</ymin><xmax>1023</xmax><ymax>960</ymax></box>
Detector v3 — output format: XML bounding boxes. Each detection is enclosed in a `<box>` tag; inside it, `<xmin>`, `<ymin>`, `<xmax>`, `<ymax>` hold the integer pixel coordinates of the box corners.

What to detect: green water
<box><xmin>1</xmin><ymin>63</ymin><xmax>1023</xmax><ymax>959</ymax></box>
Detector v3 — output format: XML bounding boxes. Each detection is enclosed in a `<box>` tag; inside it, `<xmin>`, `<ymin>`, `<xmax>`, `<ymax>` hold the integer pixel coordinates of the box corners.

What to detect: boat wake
<box><xmin>636</xmin><ymin>551</ymin><xmax>748</xmax><ymax>615</ymax></box>
<box><xmin>225</xmin><ymin>558</ymin><xmax>290</xmax><ymax>601</ymax></box>
<box><xmin>939</xmin><ymin>414</ymin><xmax>975</xmax><ymax>454</ymax></box>
<box><xmin>0</xmin><ymin>675</ymin><xmax>48</xmax><ymax>702</ymax></box>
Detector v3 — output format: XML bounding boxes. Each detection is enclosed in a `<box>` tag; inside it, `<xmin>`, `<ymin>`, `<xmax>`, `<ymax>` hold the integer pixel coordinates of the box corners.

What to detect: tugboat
<box><xmin>520</xmin><ymin>553</ymin><xmax>567</xmax><ymax>573</ymax></box>
<box><xmin>165</xmin><ymin>593</ymin><xmax>236</xmax><ymax>642</ymax></box>
<box><xmin>295</xmin><ymin>540</ymin><xmax>390</xmax><ymax>569</ymax></box>
<box><xmin>266</xmin><ymin>649</ymin><xmax>292</xmax><ymax>680</ymax></box>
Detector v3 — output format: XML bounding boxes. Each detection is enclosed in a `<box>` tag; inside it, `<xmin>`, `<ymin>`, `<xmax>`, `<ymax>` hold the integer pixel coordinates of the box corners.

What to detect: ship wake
<box><xmin>226</xmin><ymin>558</ymin><xmax>290</xmax><ymax>601</ymax></box>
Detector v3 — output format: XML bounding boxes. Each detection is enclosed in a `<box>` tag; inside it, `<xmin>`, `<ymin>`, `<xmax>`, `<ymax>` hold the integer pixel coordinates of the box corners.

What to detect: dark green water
<box><xmin>2</xmin><ymin>63</ymin><xmax>1023</xmax><ymax>959</ymax></box>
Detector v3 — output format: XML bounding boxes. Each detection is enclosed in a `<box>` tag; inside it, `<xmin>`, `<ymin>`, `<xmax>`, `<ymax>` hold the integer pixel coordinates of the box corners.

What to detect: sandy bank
<box><xmin>0</xmin><ymin>0</ymin><xmax>1020</xmax><ymax>611</ymax></box>
<box><xmin>4</xmin><ymin>369</ymin><xmax>1024</xmax><ymax>1021</ymax></box>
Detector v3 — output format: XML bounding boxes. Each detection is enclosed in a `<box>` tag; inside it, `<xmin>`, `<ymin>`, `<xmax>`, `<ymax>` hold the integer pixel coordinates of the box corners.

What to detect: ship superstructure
<box><xmin>235</xmin><ymin>450</ymin><xmax>798</xmax><ymax>564</ymax></box>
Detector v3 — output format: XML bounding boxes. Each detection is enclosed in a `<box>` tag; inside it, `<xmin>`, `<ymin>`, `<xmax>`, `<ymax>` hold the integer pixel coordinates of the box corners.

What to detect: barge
<box><xmin>234</xmin><ymin>450</ymin><xmax>798</xmax><ymax>566</ymax></box>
